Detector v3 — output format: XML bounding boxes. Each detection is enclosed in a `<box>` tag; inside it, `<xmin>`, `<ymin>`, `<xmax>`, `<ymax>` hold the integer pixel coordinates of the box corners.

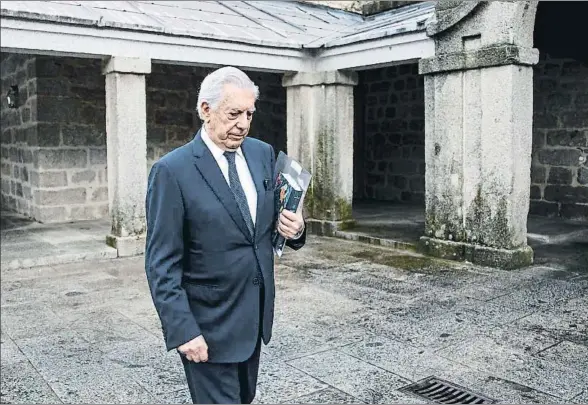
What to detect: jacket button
<box><xmin>253</xmin><ymin>277</ymin><xmax>259</xmax><ymax>285</ymax></box>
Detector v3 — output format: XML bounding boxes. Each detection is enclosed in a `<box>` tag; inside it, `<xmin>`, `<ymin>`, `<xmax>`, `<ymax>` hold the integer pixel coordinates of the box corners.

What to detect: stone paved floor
<box><xmin>2</xmin><ymin>236</ymin><xmax>587</xmax><ymax>404</ymax></box>
<box><xmin>1</xmin><ymin>210</ymin><xmax>115</xmax><ymax>270</ymax></box>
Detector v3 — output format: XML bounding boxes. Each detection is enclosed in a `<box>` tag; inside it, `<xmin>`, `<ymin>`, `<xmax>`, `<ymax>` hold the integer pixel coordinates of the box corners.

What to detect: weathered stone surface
<box><xmin>256</xmin><ymin>353</ymin><xmax>329</xmax><ymax>404</ymax></box>
<box><xmin>578</xmin><ymin>167</ymin><xmax>588</xmax><ymax>185</ymax></box>
<box><xmin>538</xmin><ymin>149</ymin><xmax>582</xmax><ymax>166</ymax></box>
<box><xmin>287</xmin><ymin>350</ymin><xmax>418</xmax><ymax>404</ymax></box>
<box><xmin>91</xmin><ymin>186</ymin><xmax>108</xmax><ymax>202</ymax></box>
<box><xmin>532</xmin><ymin>53</ymin><xmax>588</xmax><ymax>220</ymax></box>
<box><xmin>544</xmin><ymin>185</ymin><xmax>588</xmax><ymax>204</ymax></box>
<box><xmin>284</xmin><ymin>70</ymin><xmax>357</xmax><ymax>222</ymax></box>
<box><xmin>438</xmin><ymin>336</ymin><xmax>587</xmax><ymax>400</ymax></box>
<box><xmin>535</xmin><ymin>340</ymin><xmax>588</xmax><ymax>374</ymax></box>
<box><xmin>1</xmin><ymin>359</ymin><xmax>63</xmax><ymax>404</ymax></box>
<box><xmin>34</xmin><ymin>188</ymin><xmax>86</xmax><ymax>206</ymax></box>
<box><xmin>1</xmin><ymin>53</ymin><xmax>38</xmax><ymax>219</ymax></box>
<box><xmin>356</xmin><ymin>64</ymin><xmax>425</xmax><ymax>203</ymax></box>
<box><xmin>420</xmin><ymin>45</ymin><xmax>539</xmax><ymax>75</ymax></box>
<box><xmin>62</xmin><ymin>124</ymin><xmax>105</xmax><ymax>147</ymax></box>
<box><xmin>548</xmin><ymin>167</ymin><xmax>573</xmax><ymax>185</ymax></box>
<box><xmin>71</xmin><ymin>169</ymin><xmax>96</xmax><ymax>184</ymax></box>
<box><xmin>2</xmin><ymin>223</ymin><xmax>587</xmax><ymax>403</ymax></box>
<box><xmin>286</xmin><ymin>387</ymin><xmax>361</xmax><ymax>404</ymax></box>
<box><xmin>35</xmin><ymin>149</ymin><xmax>88</xmax><ymax>169</ymax></box>
<box><xmin>103</xmin><ymin>58</ymin><xmax>148</xmax><ymax>248</ymax></box>
<box><xmin>529</xmin><ymin>200</ymin><xmax>559</xmax><ymax>217</ymax></box>
<box><xmin>89</xmin><ymin>147</ymin><xmax>107</xmax><ymax>165</ymax></box>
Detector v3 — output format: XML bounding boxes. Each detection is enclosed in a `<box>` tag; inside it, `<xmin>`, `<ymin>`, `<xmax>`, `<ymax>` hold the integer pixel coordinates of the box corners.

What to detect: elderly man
<box><xmin>145</xmin><ymin>66</ymin><xmax>306</xmax><ymax>404</ymax></box>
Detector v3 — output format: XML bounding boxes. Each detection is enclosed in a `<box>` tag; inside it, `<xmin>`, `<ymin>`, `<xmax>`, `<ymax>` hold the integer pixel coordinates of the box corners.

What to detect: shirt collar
<box><xmin>201</xmin><ymin>126</ymin><xmax>244</xmax><ymax>159</ymax></box>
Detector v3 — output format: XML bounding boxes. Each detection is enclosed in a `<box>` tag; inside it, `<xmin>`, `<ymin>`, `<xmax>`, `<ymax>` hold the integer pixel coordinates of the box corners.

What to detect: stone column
<box><xmin>418</xmin><ymin>1</ymin><xmax>539</xmax><ymax>269</ymax></box>
<box><xmin>101</xmin><ymin>56</ymin><xmax>151</xmax><ymax>257</ymax></box>
<box><xmin>282</xmin><ymin>71</ymin><xmax>358</xmax><ymax>235</ymax></box>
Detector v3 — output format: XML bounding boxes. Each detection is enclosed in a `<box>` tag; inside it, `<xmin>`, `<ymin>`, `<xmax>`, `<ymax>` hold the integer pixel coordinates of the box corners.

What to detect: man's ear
<box><xmin>200</xmin><ymin>101</ymin><xmax>211</xmax><ymax>122</ymax></box>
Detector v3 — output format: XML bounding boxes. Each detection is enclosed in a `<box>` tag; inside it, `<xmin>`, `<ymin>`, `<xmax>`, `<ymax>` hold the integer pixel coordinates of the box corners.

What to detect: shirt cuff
<box><xmin>293</xmin><ymin>222</ymin><xmax>305</xmax><ymax>240</ymax></box>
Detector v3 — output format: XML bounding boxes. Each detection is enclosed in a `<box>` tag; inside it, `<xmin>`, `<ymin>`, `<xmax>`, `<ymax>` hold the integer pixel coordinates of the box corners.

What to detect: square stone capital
<box><xmin>102</xmin><ymin>56</ymin><xmax>152</xmax><ymax>75</ymax></box>
<box><xmin>419</xmin><ymin>44</ymin><xmax>539</xmax><ymax>75</ymax></box>
<box><xmin>282</xmin><ymin>70</ymin><xmax>358</xmax><ymax>88</ymax></box>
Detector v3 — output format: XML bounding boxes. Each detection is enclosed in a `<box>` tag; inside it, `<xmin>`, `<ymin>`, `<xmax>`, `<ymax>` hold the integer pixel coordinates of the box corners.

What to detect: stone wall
<box><xmin>531</xmin><ymin>53</ymin><xmax>588</xmax><ymax>220</ymax></box>
<box><xmin>1</xmin><ymin>53</ymin><xmax>37</xmax><ymax>217</ymax></box>
<box><xmin>356</xmin><ymin>63</ymin><xmax>426</xmax><ymax>203</ymax></box>
<box><xmin>31</xmin><ymin>56</ymin><xmax>108</xmax><ymax>222</ymax></box>
<box><xmin>146</xmin><ymin>65</ymin><xmax>286</xmax><ymax>170</ymax></box>
<box><xmin>1</xmin><ymin>54</ymin><xmax>286</xmax><ymax>223</ymax></box>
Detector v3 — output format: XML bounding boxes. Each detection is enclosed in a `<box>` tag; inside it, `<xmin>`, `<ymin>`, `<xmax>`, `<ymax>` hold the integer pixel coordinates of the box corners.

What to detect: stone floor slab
<box><xmin>485</xmin><ymin>277</ymin><xmax>588</xmax><ymax>312</ymax></box>
<box><xmin>513</xmin><ymin>304</ymin><xmax>588</xmax><ymax>347</ymax></box>
<box><xmin>15</xmin><ymin>331</ymin><xmax>156</xmax><ymax>404</ymax></box>
<box><xmin>483</xmin><ymin>324</ymin><xmax>560</xmax><ymax>356</ymax></box>
<box><xmin>535</xmin><ymin>340</ymin><xmax>588</xmax><ymax>374</ymax></box>
<box><xmin>255</xmin><ymin>353</ymin><xmax>329</xmax><ymax>404</ymax></box>
<box><xmin>340</xmin><ymin>335</ymin><xmax>471</xmax><ymax>382</ymax></box>
<box><xmin>156</xmin><ymin>389</ymin><xmax>192</xmax><ymax>404</ymax></box>
<box><xmin>284</xmin><ymin>387</ymin><xmax>364</xmax><ymax>404</ymax></box>
<box><xmin>425</xmin><ymin>369</ymin><xmax>574</xmax><ymax>404</ymax></box>
<box><xmin>1</xmin><ymin>304</ymin><xmax>67</xmax><ymax>340</ymax></box>
<box><xmin>287</xmin><ymin>349</ymin><xmax>425</xmax><ymax>404</ymax></box>
<box><xmin>437</xmin><ymin>335</ymin><xmax>587</xmax><ymax>400</ymax></box>
<box><xmin>1</xmin><ymin>360</ymin><xmax>63</xmax><ymax>404</ymax></box>
<box><xmin>1</xmin><ymin>333</ymin><xmax>27</xmax><ymax>366</ymax></box>
<box><xmin>62</xmin><ymin>308</ymin><xmax>156</xmax><ymax>352</ymax></box>
<box><xmin>103</xmin><ymin>336</ymin><xmax>187</xmax><ymax>396</ymax></box>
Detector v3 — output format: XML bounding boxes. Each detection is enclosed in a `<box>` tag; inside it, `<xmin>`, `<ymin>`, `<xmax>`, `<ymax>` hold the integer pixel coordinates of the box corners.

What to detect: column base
<box><xmin>106</xmin><ymin>234</ymin><xmax>145</xmax><ymax>257</ymax></box>
<box><xmin>306</xmin><ymin>218</ymin><xmax>356</xmax><ymax>236</ymax></box>
<box><xmin>418</xmin><ymin>236</ymin><xmax>534</xmax><ymax>270</ymax></box>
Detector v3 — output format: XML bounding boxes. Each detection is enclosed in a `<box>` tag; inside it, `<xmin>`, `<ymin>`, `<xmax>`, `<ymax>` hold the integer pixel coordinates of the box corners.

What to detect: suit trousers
<box><xmin>180</xmin><ymin>285</ymin><xmax>265</xmax><ymax>404</ymax></box>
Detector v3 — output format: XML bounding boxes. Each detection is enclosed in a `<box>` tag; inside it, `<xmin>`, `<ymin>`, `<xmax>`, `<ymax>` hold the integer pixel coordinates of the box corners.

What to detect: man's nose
<box><xmin>236</xmin><ymin>112</ymin><xmax>249</xmax><ymax>129</ymax></box>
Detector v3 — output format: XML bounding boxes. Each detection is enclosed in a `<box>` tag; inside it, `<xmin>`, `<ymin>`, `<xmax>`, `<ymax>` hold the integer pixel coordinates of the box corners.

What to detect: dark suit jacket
<box><xmin>144</xmin><ymin>130</ymin><xmax>306</xmax><ymax>363</ymax></box>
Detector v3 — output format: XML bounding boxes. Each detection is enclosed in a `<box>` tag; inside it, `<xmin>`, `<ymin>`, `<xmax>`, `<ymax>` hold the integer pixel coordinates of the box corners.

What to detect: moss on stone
<box><xmin>465</xmin><ymin>186</ymin><xmax>514</xmax><ymax>249</ymax></box>
<box><xmin>350</xmin><ymin>249</ymin><xmax>458</xmax><ymax>272</ymax></box>
<box><xmin>424</xmin><ymin>198</ymin><xmax>464</xmax><ymax>242</ymax></box>
<box><xmin>305</xmin><ymin>127</ymin><xmax>353</xmax><ymax>221</ymax></box>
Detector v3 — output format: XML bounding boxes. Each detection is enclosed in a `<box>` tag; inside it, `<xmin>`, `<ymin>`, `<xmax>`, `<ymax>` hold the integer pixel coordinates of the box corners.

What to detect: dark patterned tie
<box><xmin>224</xmin><ymin>151</ymin><xmax>254</xmax><ymax>237</ymax></box>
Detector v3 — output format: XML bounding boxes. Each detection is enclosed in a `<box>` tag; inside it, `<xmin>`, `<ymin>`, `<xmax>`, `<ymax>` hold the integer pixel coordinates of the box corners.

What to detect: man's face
<box><xmin>201</xmin><ymin>84</ymin><xmax>256</xmax><ymax>151</ymax></box>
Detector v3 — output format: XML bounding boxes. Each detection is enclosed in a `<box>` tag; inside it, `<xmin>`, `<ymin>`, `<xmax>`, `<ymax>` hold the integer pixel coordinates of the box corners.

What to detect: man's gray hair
<box><xmin>196</xmin><ymin>66</ymin><xmax>259</xmax><ymax>119</ymax></box>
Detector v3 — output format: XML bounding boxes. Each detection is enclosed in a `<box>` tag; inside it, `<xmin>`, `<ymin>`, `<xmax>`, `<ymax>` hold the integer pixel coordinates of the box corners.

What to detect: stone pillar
<box><xmin>418</xmin><ymin>1</ymin><xmax>539</xmax><ymax>269</ymax></box>
<box><xmin>282</xmin><ymin>71</ymin><xmax>358</xmax><ymax>235</ymax></box>
<box><xmin>101</xmin><ymin>56</ymin><xmax>151</xmax><ymax>257</ymax></box>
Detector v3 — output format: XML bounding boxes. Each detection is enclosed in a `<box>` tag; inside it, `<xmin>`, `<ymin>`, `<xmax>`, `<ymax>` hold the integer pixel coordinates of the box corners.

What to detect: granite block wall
<box><xmin>1</xmin><ymin>53</ymin><xmax>38</xmax><ymax>218</ymax></box>
<box><xmin>355</xmin><ymin>63</ymin><xmax>426</xmax><ymax>204</ymax></box>
<box><xmin>0</xmin><ymin>54</ymin><xmax>286</xmax><ymax>223</ymax></box>
<box><xmin>531</xmin><ymin>53</ymin><xmax>588</xmax><ymax>220</ymax></box>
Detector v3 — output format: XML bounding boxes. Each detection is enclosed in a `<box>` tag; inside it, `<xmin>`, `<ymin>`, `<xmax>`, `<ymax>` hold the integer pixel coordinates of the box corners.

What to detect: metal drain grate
<box><xmin>399</xmin><ymin>376</ymin><xmax>496</xmax><ymax>404</ymax></box>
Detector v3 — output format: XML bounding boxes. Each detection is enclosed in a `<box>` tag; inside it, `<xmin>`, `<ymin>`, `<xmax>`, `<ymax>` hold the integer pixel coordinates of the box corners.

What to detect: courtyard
<box><xmin>2</xmin><ymin>232</ymin><xmax>587</xmax><ymax>404</ymax></box>
<box><xmin>1</xmin><ymin>0</ymin><xmax>587</xmax><ymax>403</ymax></box>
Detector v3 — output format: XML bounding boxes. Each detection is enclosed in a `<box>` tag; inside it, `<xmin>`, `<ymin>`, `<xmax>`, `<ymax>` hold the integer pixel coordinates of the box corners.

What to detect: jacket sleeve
<box><xmin>144</xmin><ymin>160</ymin><xmax>201</xmax><ymax>351</ymax></box>
<box><xmin>268</xmin><ymin>144</ymin><xmax>307</xmax><ymax>251</ymax></box>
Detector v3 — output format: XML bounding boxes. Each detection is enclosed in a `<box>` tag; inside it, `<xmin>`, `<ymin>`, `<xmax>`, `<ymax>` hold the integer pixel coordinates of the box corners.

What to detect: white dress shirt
<box><xmin>200</xmin><ymin>127</ymin><xmax>258</xmax><ymax>225</ymax></box>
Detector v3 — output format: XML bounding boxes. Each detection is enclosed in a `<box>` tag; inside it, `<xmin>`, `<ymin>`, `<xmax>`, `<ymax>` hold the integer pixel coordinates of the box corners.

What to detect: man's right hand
<box><xmin>178</xmin><ymin>335</ymin><xmax>208</xmax><ymax>363</ymax></box>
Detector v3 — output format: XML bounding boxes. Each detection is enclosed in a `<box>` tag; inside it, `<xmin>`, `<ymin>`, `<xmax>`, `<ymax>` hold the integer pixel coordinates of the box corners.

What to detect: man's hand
<box><xmin>178</xmin><ymin>335</ymin><xmax>208</xmax><ymax>363</ymax></box>
<box><xmin>278</xmin><ymin>209</ymin><xmax>304</xmax><ymax>240</ymax></box>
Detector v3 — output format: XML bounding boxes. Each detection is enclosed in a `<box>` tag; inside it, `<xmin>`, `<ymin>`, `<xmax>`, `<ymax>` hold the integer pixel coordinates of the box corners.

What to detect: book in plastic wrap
<box><xmin>272</xmin><ymin>151</ymin><xmax>312</xmax><ymax>257</ymax></box>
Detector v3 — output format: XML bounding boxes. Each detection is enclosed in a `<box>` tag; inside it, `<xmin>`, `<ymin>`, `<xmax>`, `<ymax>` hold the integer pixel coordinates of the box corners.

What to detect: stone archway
<box><xmin>417</xmin><ymin>1</ymin><xmax>539</xmax><ymax>269</ymax></box>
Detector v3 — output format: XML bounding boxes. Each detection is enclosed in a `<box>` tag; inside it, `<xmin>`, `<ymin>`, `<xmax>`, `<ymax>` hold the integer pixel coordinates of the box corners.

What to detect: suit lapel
<box><xmin>192</xmin><ymin>131</ymin><xmax>253</xmax><ymax>242</ymax></box>
<box><xmin>241</xmin><ymin>139</ymin><xmax>266</xmax><ymax>239</ymax></box>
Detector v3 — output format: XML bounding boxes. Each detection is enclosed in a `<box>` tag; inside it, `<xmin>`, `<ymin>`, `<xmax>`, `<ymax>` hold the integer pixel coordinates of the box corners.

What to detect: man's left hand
<box><xmin>278</xmin><ymin>209</ymin><xmax>304</xmax><ymax>240</ymax></box>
